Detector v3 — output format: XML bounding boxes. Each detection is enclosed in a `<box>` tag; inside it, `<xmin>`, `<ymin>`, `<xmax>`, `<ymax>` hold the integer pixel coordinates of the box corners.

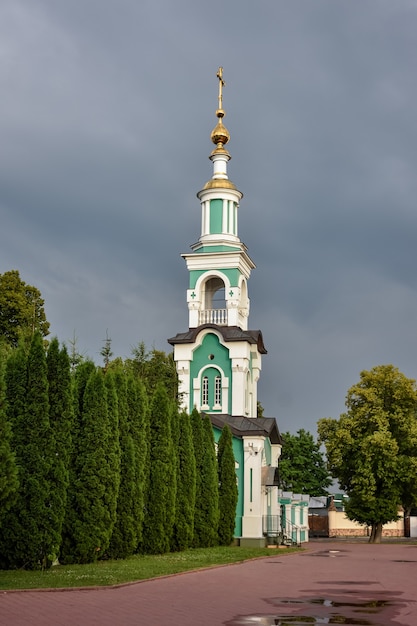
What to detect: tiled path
<box><xmin>0</xmin><ymin>542</ymin><xmax>416</xmax><ymax>625</ymax></box>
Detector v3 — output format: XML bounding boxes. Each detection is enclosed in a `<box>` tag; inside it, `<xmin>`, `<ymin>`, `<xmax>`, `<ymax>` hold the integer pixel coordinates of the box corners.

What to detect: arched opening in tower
<box><xmin>204</xmin><ymin>276</ymin><xmax>226</xmax><ymax>310</ymax></box>
<box><xmin>200</xmin><ymin>276</ymin><xmax>227</xmax><ymax>325</ymax></box>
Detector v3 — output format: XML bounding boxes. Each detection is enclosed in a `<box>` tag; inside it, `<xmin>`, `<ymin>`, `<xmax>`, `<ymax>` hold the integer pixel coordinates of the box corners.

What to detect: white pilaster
<box><xmin>241</xmin><ymin>437</ymin><xmax>265</xmax><ymax>538</ymax></box>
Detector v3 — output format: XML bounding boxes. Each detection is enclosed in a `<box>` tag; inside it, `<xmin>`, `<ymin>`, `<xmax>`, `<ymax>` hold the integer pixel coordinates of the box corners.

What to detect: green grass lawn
<box><xmin>0</xmin><ymin>545</ymin><xmax>301</xmax><ymax>590</ymax></box>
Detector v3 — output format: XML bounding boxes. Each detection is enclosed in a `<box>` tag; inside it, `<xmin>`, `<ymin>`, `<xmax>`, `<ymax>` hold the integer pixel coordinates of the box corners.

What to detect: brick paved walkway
<box><xmin>0</xmin><ymin>542</ymin><xmax>416</xmax><ymax>625</ymax></box>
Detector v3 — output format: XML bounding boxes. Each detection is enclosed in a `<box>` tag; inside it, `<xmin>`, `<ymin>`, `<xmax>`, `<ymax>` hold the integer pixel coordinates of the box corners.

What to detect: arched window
<box><xmin>199</xmin><ymin>368</ymin><xmax>223</xmax><ymax>411</ymax></box>
<box><xmin>214</xmin><ymin>375</ymin><xmax>222</xmax><ymax>407</ymax></box>
<box><xmin>202</xmin><ymin>376</ymin><xmax>209</xmax><ymax>407</ymax></box>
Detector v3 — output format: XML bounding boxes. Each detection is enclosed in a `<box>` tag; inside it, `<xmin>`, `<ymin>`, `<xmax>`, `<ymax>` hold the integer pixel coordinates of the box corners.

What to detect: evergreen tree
<box><xmin>67</xmin><ymin>332</ymin><xmax>85</xmax><ymax>372</ymax></box>
<box><xmin>0</xmin><ymin>332</ymin><xmax>57</xmax><ymax>569</ymax></box>
<box><xmin>142</xmin><ymin>383</ymin><xmax>174</xmax><ymax>554</ymax></box>
<box><xmin>166</xmin><ymin>402</ymin><xmax>178</xmax><ymax>552</ymax></box>
<box><xmin>103</xmin><ymin>372</ymin><xmax>121</xmax><ymax>554</ymax></box>
<box><xmin>0</xmin><ymin>345</ymin><xmax>27</xmax><ymax>568</ymax></box>
<box><xmin>0</xmin><ymin>354</ymin><xmax>19</xmax><ymax>521</ymax></box>
<box><xmin>46</xmin><ymin>339</ymin><xmax>74</xmax><ymax>558</ymax></box>
<box><xmin>217</xmin><ymin>425</ymin><xmax>238</xmax><ymax>545</ymax></box>
<box><xmin>108</xmin><ymin>371</ymin><xmax>137</xmax><ymax>558</ymax></box>
<box><xmin>100</xmin><ymin>330</ymin><xmax>113</xmax><ymax>373</ymax></box>
<box><xmin>200</xmin><ymin>414</ymin><xmax>219</xmax><ymax>546</ymax></box>
<box><xmin>128</xmin><ymin>376</ymin><xmax>149</xmax><ymax>552</ymax></box>
<box><xmin>126</xmin><ymin>345</ymin><xmax>178</xmax><ymax>404</ymax></box>
<box><xmin>72</xmin><ymin>360</ymin><xmax>96</xmax><ymax>423</ymax></box>
<box><xmin>172</xmin><ymin>410</ymin><xmax>196</xmax><ymax>551</ymax></box>
<box><xmin>191</xmin><ymin>408</ymin><xmax>205</xmax><ymax>547</ymax></box>
<box><xmin>63</xmin><ymin>369</ymin><xmax>116</xmax><ymax>563</ymax></box>
<box><xmin>127</xmin><ymin>341</ymin><xmax>149</xmax><ymax>379</ymax></box>
<box><xmin>60</xmin><ymin>360</ymin><xmax>95</xmax><ymax>562</ymax></box>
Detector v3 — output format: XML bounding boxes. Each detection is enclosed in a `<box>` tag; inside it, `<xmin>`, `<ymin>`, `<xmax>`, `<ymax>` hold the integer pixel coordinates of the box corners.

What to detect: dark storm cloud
<box><xmin>1</xmin><ymin>0</ymin><xmax>417</xmax><ymax>433</ymax></box>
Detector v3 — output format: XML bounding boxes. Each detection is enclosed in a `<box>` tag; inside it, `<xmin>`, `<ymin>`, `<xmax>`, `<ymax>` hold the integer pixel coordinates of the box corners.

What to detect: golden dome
<box><xmin>210</xmin><ymin>118</ymin><xmax>230</xmax><ymax>148</ymax></box>
<box><xmin>201</xmin><ymin>178</ymin><xmax>238</xmax><ymax>191</ymax></box>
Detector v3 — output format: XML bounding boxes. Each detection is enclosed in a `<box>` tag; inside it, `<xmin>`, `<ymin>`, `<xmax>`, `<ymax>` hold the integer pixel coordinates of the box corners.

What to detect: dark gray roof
<box><xmin>167</xmin><ymin>325</ymin><xmax>267</xmax><ymax>354</ymax></box>
<box><xmin>207</xmin><ymin>413</ymin><xmax>282</xmax><ymax>444</ymax></box>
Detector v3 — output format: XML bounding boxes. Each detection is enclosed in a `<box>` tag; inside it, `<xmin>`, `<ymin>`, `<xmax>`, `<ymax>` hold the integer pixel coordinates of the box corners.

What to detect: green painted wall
<box><xmin>195</xmin><ymin>245</ymin><xmax>241</xmax><ymax>253</ymax></box>
<box><xmin>190</xmin><ymin>333</ymin><xmax>232</xmax><ymax>413</ymax></box>
<box><xmin>263</xmin><ymin>437</ymin><xmax>272</xmax><ymax>466</ymax></box>
<box><xmin>209</xmin><ymin>199</ymin><xmax>223</xmax><ymax>234</ymax></box>
<box><xmin>189</xmin><ymin>268</ymin><xmax>241</xmax><ymax>290</ymax></box>
<box><xmin>213</xmin><ymin>426</ymin><xmax>243</xmax><ymax>537</ymax></box>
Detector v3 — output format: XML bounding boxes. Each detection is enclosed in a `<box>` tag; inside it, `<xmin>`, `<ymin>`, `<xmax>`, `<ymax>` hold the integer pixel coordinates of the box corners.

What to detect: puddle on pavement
<box><xmin>226</xmin><ymin>596</ymin><xmax>393</xmax><ymax>625</ymax></box>
<box><xmin>311</xmin><ymin>599</ymin><xmax>389</xmax><ymax>609</ymax></box>
<box><xmin>226</xmin><ymin>616</ymin><xmax>374</xmax><ymax>624</ymax></box>
<box><xmin>304</xmin><ymin>550</ymin><xmax>346</xmax><ymax>558</ymax></box>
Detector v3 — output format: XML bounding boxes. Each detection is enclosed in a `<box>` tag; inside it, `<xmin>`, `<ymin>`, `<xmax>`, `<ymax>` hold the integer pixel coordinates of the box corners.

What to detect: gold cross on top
<box><xmin>216</xmin><ymin>67</ymin><xmax>225</xmax><ymax>111</ymax></box>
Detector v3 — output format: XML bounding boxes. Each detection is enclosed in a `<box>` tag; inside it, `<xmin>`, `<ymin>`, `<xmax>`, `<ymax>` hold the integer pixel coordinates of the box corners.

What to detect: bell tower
<box><xmin>168</xmin><ymin>68</ymin><xmax>266</xmax><ymax>418</ymax></box>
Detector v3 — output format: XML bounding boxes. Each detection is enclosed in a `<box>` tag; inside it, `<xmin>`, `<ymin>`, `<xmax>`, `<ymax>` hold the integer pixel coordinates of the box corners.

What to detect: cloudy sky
<box><xmin>1</xmin><ymin>0</ymin><xmax>417</xmax><ymax>435</ymax></box>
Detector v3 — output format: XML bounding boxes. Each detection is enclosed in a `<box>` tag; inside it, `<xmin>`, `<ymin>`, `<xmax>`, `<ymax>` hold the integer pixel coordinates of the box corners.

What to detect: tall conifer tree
<box><xmin>0</xmin><ymin>345</ymin><xmax>27</xmax><ymax>567</ymax></box>
<box><xmin>64</xmin><ymin>369</ymin><xmax>116</xmax><ymax>563</ymax></box>
<box><xmin>0</xmin><ymin>354</ymin><xmax>19</xmax><ymax>524</ymax></box>
<box><xmin>103</xmin><ymin>372</ymin><xmax>121</xmax><ymax>551</ymax></box>
<box><xmin>108</xmin><ymin>371</ymin><xmax>138</xmax><ymax>558</ymax></box>
<box><xmin>191</xmin><ymin>408</ymin><xmax>205</xmax><ymax>547</ymax></box>
<box><xmin>142</xmin><ymin>383</ymin><xmax>174</xmax><ymax>554</ymax></box>
<box><xmin>60</xmin><ymin>360</ymin><xmax>95</xmax><ymax>562</ymax></box>
<box><xmin>0</xmin><ymin>332</ymin><xmax>58</xmax><ymax>569</ymax></box>
<box><xmin>46</xmin><ymin>339</ymin><xmax>74</xmax><ymax>558</ymax></box>
<box><xmin>128</xmin><ymin>376</ymin><xmax>149</xmax><ymax>552</ymax></box>
<box><xmin>200</xmin><ymin>414</ymin><xmax>219</xmax><ymax>546</ymax></box>
<box><xmin>166</xmin><ymin>401</ymin><xmax>178</xmax><ymax>551</ymax></box>
<box><xmin>217</xmin><ymin>424</ymin><xmax>238</xmax><ymax>545</ymax></box>
<box><xmin>172</xmin><ymin>411</ymin><xmax>196</xmax><ymax>551</ymax></box>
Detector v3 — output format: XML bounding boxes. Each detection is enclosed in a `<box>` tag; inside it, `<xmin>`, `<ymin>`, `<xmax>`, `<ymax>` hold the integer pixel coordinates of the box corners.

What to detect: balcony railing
<box><xmin>199</xmin><ymin>309</ymin><xmax>228</xmax><ymax>326</ymax></box>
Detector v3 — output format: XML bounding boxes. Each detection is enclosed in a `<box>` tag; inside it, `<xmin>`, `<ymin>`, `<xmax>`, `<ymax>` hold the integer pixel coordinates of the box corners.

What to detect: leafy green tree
<box><xmin>142</xmin><ymin>383</ymin><xmax>174</xmax><ymax>554</ymax></box>
<box><xmin>171</xmin><ymin>410</ymin><xmax>196</xmax><ymax>551</ymax></box>
<box><xmin>0</xmin><ymin>354</ymin><xmax>19</xmax><ymax>519</ymax></box>
<box><xmin>0</xmin><ymin>270</ymin><xmax>49</xmax><ymax>348</ymax></box>
<box><xmin>318</xmin><ymin>365</ymin><xmax>417</xmax><ymax>543</ymax></box>
<box><xmin>279</xmin><ymin>429</ymin><xmax>331</xmax><ymax>496</ymax></box>
<box><xmin>217</xmin><ymin>425</ymin><xmax>238</xmax><ymax>545</ymax></box>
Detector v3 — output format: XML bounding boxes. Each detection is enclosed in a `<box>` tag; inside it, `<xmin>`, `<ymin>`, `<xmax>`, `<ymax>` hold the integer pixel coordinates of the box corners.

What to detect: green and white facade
<box><xmin>169</xmin><ymin>70</ymin><xmax>284</xmax><ymax>545</ymax></box>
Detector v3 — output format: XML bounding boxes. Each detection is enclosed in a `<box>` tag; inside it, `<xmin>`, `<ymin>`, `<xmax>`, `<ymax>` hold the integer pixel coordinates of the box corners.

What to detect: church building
<box><xmin>168</xmin><ymin>69</ymin><xmax>282</xmax><ymax>546</ymax></box>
